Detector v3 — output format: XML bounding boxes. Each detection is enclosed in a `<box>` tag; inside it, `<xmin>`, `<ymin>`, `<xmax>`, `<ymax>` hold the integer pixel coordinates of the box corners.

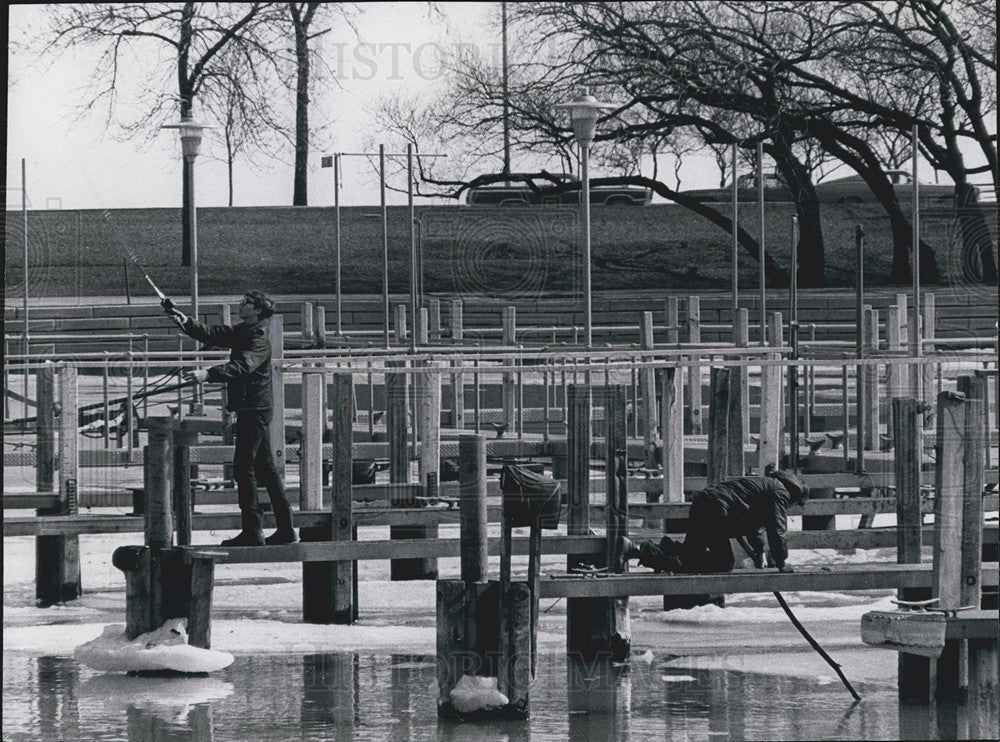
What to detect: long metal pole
<box><xmin>757</xmin><ymin>142</ymin><xmax>766</xmax><ymax>344</ymax></box>
<box><xmin>334</xmin><ymin>153</ymin><xmax>342</xmax><ymax>335</ymax></box>
<box><xmin>501</xmin><ymin>1</ymin><xmax>511</xmax><ymax>182</ymax></box>
<box><xmin>380</xmin><ymin>144</ymin><xmax>390</xmax><ymax>349</ymax></box>
<box><xmin>22</xmin><ymin>159</ymin><xmax>29</xmax><ymax>356</ymax></box>
<box><xmin>731</xmin><ymin>142</ymin><xmax>739</xmax><ymax>316</ymax></box>
<box><xmin>911</xmin><ymin>125</ymin><xmax>922</xmax><ymax>400</ymax></box>
<box><xmin>582</xmin><ymin>141</ymin><xmax>593</xmax><ymax>348</ymax></box>
<box><xmin>855</xmin><ymin>225</ymin><xmax>865</xmax><ymax>474</ymax></box>
<box><xmin>408</xmin><ymin>143</ymin><xmax>417</xmax><ymax>352</ymax></box>
<box><xmin>789</xmin><ymin>215</ymin><xmax>799</xmax><ymax>471</ymax></box>
<box><xmin>186</xmin><ymin>154</ymin><xmax>199</xmax><ymax>322</ymax></box>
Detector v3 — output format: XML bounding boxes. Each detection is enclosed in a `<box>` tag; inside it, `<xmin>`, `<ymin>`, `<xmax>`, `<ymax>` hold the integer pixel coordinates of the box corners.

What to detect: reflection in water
<box><xmin>3</xmin><ymin>650</ymin><xmax>996</xmax><ymax>741</ymax></box>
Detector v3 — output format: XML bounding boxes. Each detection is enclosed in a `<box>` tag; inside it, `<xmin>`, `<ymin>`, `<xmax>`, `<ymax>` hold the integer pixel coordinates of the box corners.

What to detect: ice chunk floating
<box><xmin>74</xmin><ymin>619</ymin><xmax>234</xmax><ymax>674</ymax></box>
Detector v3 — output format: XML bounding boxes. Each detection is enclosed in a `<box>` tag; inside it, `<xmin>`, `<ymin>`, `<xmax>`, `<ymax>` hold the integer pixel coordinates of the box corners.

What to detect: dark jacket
<box><xmin>182</xmin><ymin>318</ymin><xmax>272</xmax><ymax>412</ymax></box>
<box><xmin>692</xmin><ymin>476</ymin><xmax>793</xmax><ymax>567</ymax></box>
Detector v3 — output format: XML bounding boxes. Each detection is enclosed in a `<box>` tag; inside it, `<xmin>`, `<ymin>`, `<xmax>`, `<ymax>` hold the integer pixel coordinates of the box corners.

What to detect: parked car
<box><xmin>682</xmin><ymin>173</ymin><xmax>793</xmax><ymax>203</ymax></box>
<box><xmin>466</xmin><ymin>173</ymin><xmax>652</xmax><ymax>206</ymax></box>
<box><xmin>814</xmin><ymin>169</ymin><xmax>955</xmax><ymax>205</ymax></box>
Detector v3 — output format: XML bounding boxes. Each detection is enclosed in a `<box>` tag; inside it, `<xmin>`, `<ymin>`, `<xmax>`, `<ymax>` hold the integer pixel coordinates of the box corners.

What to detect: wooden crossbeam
<box><xmin>539</xmin><ymin>563</ymin><xmax>1000</xmax><ymax>599</ymax></box>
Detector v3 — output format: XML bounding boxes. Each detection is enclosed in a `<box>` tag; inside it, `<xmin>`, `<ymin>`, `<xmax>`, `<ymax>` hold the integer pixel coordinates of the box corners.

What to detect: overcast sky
<box><xmin>6</xmin><ymin>3</ymin><xmax>971</xmax><ymax>212</ymax></box>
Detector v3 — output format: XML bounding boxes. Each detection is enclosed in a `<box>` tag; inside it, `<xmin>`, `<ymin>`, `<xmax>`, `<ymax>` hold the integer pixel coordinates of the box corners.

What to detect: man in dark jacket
<box><xmin>167</xmin><ymin>290</ymin><xmax>296</xmax><ymax>546</ymax></box>
<box><xmin>622</xmin><ymin>470</ymin><xmax>806</xmax><ymax>573</ymax></box>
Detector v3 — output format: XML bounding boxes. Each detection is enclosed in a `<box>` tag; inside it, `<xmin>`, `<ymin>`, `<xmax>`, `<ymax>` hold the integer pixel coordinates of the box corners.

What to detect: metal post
<box><xmin>22</xmin><ymin>159</ymin><xmax>29</xmax><ymax>368</ymax></box>
<box><xmin>911</xmin><ymin>125</ymin><xmax>922</xmax><ymax>401</ymax></box>
<box><xmin>731</xmin><ymin>141</ymin><xmax>739</xmax><ymax>315</ymax></box>
<box><xmin>334</xmin><ymin>153</ymin><xmax>342</xmax><ymax>335</ymax></box>
<box><xmin>581</xmin><ymin>141</ymin><xmax>593</xmax><ymax>348</ymax></box>
<box><xmin>380</xmin><ymin>144</ymin><xmax>390</xmax><ymax>349</ymax></box>
<box><xmin>757</xmin><ymin>142</ymin><xmax>766</xmax><ymax>343</ymax></box>
<box><xmin>185</xmin><ymin>154</ymin><xmax>199</xmax><ymax>322</ymax></box>
<box><xmin>408</xmin><ymin>144</ymin><xmax>417</xmax><ymax>352</ymax></box>
<box><xmin>789</xmin><ymin>215</ymin><xmax>800</xmax><ymax>471</ymax></box>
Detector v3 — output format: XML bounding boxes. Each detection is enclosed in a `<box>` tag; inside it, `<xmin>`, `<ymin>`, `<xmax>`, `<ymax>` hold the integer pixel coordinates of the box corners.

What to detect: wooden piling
<box><xmin>187</xmin><ymin>555</ymin><xmax>215</xmax><ymax>649</ymax></box>
<box><xmin>301</xmin><ymin>301</ymin><xmax>314</xmax><ymax>345</ymax></box>
<box><xmin>735</xmin><ymin>308</ymin><xmax>750</xmax><ymax>444</ymax></box>
<box><xmin>566</xmin><ymin>385</ymin><xmax>594</xmax><ymax>656</ymax></box>
<box><xmin>268</xmin><ymin>314</ymin><xmax>285</xmax><ymax>478</ymax></box>
<box><xmin>894</xmin><ymin>396</ymin><xmax>931</xmax><ymax>701</ymax></box>
<box><xmin>641</xmin><ymin>312</ymin><xmax>658</xmax><ymax>469</ymax></box>
<box><xmin>173</xmin><ymin>421</ymin><xmax>195</xmax><ymax>547</ymax></box>
<box><xmin>428</xmin><ymin>298</ymin><xmax>441</xmax><ymax>341</ymax></box>
<box><xmin>660</xmin><ymin>366</ymin><xmax>684</xmax><ymax>504</ymax></box>
<box><xmin>145</xmin><ymin>417</ymin><xmax>174</xmax><ymax>550</ymax></box>
<box><xmin>665</xmin><ymin>297</ymin><xmax>679</xmax><ymax>345</ymax></box>
<box><xmin>300</xmin><ymin>372</ymin><xmax>324</xmax><ymax>510</ymax></box>
<box><xmin>459</xmin><ymin>435</ymin><xmax>488</xmax><ymax>583</ymax></box>
<box><xmin>36</xmin><ymin>366</ymin><xmax>82</xmax><ymax>605</ymax></box>
<box><xmin>502</xmin><ymin>306</ymin><xmax>516</xmax><ymax>432</ymax></box>
<box><xmin>886</xmin><ymin>306</ymin><xmax>903</xmax><ymax>433</ymax></box>
<box><xmin>707</xmin><ymin>367</ymin><xmax>731</xmax><ymax>485</ymax></box>
<box><xmin>685</xmin><ymin>297</ymin><xmax>703</xmax><ymax>434</ymax></box>
<box><xmin>603</xmin><ymin>386</ymin><xmax>631</xmax><ymax>661</ymax></box>
<box><xmin>302</xmin><ymin>373</ymin><xmax>354</xmax><ymax>624</ymax></box>
<box><xmin>727</xmin><ymin>357</ymin><xmax>745</xmax><ymax>477</ymax></box>
<box><xmin>314</xmin><ymin>304</ymin><xmax>326</xmax><ymax>348</ymax></box>
<box><xmin>922</xmin><ymin>293</ymin><xmax>936</xmax><ymax>413</ymax></box>
<box><xmin>863</xmin><ymin>307</ymin><xmax>880</xmax><ymax>451</ymax></box>
<box><xmin>757</xmin><ymin>313</ymin><xmax>783</xmax><ymax>474</ymax></box>
<box><xmin>450</xmin><ymin>299</ymin><xmax>464</xmax><ymax>428</ymax></box>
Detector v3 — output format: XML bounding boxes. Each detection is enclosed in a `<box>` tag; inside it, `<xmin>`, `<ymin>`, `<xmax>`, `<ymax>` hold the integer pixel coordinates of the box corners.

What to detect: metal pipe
<box><xmin>408</xmin><ymin>144</ymin><xmax>417</xmax><ymax>352</ymax></box>
<box><xmin>380</xmin><ymin>144</ymin><xmax>389</xmax><ymax>349</ymax></box>
<box><xmin>789</xmin><ymin>215</ymin><xmax>799</xmax><ymax>471</ymax></box>
<box><xmin>582</xmin><ymin>141</ymin><xmax>593</xmax><ymax>348</ymax></box>
<box><xmin>732</xmin><ymin>141</ymin><xmax>739</xmax><ymax>315</ymax></box>
<box><xmin>855</xmin><ymin>226</ymin><xmax>865</xmax><ymax>474</ymax></box>
<box><xmin>758</xmin><ymin>142</ymin><xmax>766</xmax><ymax>344</ymax></box>
<box><xmin>334</xmin><ymin>153</ymin><xmax>342</xmax><ymax>335</ymax></box>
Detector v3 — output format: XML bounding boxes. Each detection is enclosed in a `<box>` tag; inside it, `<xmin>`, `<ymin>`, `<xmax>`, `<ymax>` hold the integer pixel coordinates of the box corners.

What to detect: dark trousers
<box><xmin>681</xmin><ymin>497</ymin><xmax>735</xmax><ymax>573</ymax></box>
<box><xmin>233</xmin><ymin>410</ymin><xmax>293</xmax><ymax>537</ymax></box>
<box><xmin>636</xmin><ymin>497</ymin><xmax>734</xmax><ymax>574</ymax></box>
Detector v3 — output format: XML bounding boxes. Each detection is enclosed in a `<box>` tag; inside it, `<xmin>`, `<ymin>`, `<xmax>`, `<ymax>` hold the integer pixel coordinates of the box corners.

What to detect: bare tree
<box><xmin>43</xmin><ymin>2</ymin><xmax>284</xmax><ymax>265</ymax></box>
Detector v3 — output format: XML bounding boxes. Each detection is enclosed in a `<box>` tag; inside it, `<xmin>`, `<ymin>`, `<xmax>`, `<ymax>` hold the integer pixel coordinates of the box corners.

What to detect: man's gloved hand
<box><xmin>166</xmin><ymin>307</ymin><xmax>188</xmax><ymax>327</ymax></box>
<box><xmin>182</xmin><ymin>369</ymin><xmax>209</xmax><ymax>384</ymax></box>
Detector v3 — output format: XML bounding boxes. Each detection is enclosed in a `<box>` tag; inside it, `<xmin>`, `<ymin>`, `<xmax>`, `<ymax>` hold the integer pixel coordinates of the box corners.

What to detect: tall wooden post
<box><xmin>303</xmin><ymin>373</ymin><xmax>353</xmax><ymax>624</ymax></box>
<box><xmin>602</xmin><ymin>386</ymin><xmax>631</xmax><ymax>661</ymax></box>
<box><xmin>727</xmin><ymin>359</ymin><xmax>745</xmax><ymax>477</ymax></box>
<box><xmin>665</xmin><ymin>297</ymin><xmax>679</xmax><ymax>345</ymax></box>
<box><xmin>300</xmin><ymin>301</ymin><xmax>313</xmax><ymax>345</ymax></box>
<box><xmin>735</xmin><ymin>308</ymin><xmax>750</xmax><ymax>444</ymax></box>
<box><xmin>641</xmin><ymin>312</ymin><xmax>658</xmax><ymax>469</ymax></box>
<box><xmin>428</xmin><ymin>297</ymin><xmax>441</xmax><ymax>341</ymax></box>
<box><xmin>502</xmin><ymin>306</ymin><xmax>516</xmax><ymax>432</ymax></box>
<box><xmin>145</xmin><ymin>417</ymin><xmax>174</xmax><ymax>550</ymax></box>
<box><xmin>757</xmin><ymin>313</ymin><xmax>783</xmax><ymax>474</ymax></box>
<box><xmin>459</xmin><ymin>435</ymin><xmax>487</xmax><ymax>584</ymax></box>
<box><xmin>660</xmin><ymin>367</ymin><xmax>684</xmax><ymax>503</ymax></box>
<box><xmin>268</xmin><ymin>314</ymin><xmax>285</xmax><ymax>478</ymax></box>
<box><xmin>707</xmin><ymin>367</ymin><xmax>731</xmax><ymax>485</ymax></box>
<box><xmin>173</xmin><ymin>420</ymin><xmax>195</xmax><ymax>547</ymax></box>
<box><xmin>387</xmin><ymin>350</ymin><xmax>417</xmax><ymax>580</ymax></box>
<box><xmin>300</xmin><ymin>372</ymin><xmax>325</xmax><ymax>510</ymax></box>
<box><xmin>685</xmin><ymin>297</ymin><xmax>703</xmax><ymax>434</ymax></box>
<box><xmin>450</xmin><ymin>299</ymin><xmax>464</xmax><ymax>428</ymax></box>
<box><xmin>314</xmin><ymin>305</ymin><xmax>326</xmax><ymax>348</ymax></box>
<box><xmin>894</xmin><ymin>397</ymin><xmax>930</xmax><ymax>701</ymax></box>
<box><xmin>36</xmin><ymin>366</ymin><xmax>82</xmax><ymax>605</ymax></box>
<box><xmin>862</xmin><ymin>306</ymin><xmax>880</xmax><ymax>451</ymax></box>
<box><xmin>565</xmin><ymin>385</ymin><xmax>593</xmax><ymax>656</ymax></box>
<box><xmin>922</xmin><ymin>293</ymin><xmax>936</xmax><ymax>415</ymax></box>
<box><xmin>886</xmin><ymin>306</ymin><xmax>903</xmax><ymax>434</ymax></box>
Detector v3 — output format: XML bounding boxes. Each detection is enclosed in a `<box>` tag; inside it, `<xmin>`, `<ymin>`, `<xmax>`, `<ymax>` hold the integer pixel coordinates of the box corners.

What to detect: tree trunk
<box><xmin>956</xmin><ymin>182</ymin><xmax>999</xmax><ymax>284</ymax></box>
<box><xmin>292</xmin><ymin>21</ymin><xmax>309</xmax><ymax>206</ymax></box>
<box><xmin>770</xmin><ymin>133</ymin><xmax>826</xmax><ymax>287</ymax></box>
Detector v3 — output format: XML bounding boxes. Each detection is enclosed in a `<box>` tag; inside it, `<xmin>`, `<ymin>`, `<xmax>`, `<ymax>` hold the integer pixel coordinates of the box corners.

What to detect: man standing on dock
<box><xmin>622</xmin><ymin>470</ymin><xmax>806</xmax><ymax>574</ymax></box>
<box><xmin>166</xmin><ymin>290</ymin><xmax>297</xmax><ymax>546</ymax></box>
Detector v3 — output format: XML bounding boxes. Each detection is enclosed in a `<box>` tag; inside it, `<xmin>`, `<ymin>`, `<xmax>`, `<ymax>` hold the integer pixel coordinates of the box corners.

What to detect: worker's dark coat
<box><xmin>181</xmin><ymin>318</ymin><xmax>272</xmax><ymax>413</ymax></box>
<box><xmin>691</xmin><ymin>476</ymin><xmax>793</xmax><ymax>567</ymax></box>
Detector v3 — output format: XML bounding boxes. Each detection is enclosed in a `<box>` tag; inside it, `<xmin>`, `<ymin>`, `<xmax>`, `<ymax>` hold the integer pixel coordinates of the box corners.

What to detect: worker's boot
<box><xmin>265</xmin><ymin>528</ymin><xmax>298</xmax><ymax>545</ymax></box>
<box><xmin>619</xmin><ymin>537</ymin><xmax>641</xmax><ymax>561</ymax></box>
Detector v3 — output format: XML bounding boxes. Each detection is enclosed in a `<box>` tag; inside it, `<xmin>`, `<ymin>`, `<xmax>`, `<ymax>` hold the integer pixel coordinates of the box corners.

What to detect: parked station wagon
<box><xmin>814</xmin><ymin>169</ymin><xmax>955</xmax><ymax>205</ymax></box>
<box><xmin>466</xmin><ymin>173</ymin><xmax>652</xmax><ymax>206</ymax></box>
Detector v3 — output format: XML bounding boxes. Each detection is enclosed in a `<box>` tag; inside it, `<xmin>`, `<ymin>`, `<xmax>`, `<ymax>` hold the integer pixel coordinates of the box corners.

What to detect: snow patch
<box><xmin>449</xmin><ymin>675</ymin><xmax>508</xmax><ymax>713</ymax></box>
<box><xmin>74</xmin><ymin>619</ymin><xmax>234</xmax><ymax>673</ymax></box>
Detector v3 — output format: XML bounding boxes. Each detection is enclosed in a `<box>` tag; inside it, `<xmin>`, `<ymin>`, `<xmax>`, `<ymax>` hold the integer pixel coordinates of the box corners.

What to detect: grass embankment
<box><xmin>3</xmin><ymin>202</ymin><xmax>980</xmax><ymax>299</ymax></box>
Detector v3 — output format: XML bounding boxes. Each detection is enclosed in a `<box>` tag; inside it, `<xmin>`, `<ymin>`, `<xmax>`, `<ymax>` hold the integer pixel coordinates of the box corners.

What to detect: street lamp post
<box><xmin>555</xmin><ymin>89</ymin><xmax>615</xmax><ymax>348</ymax></box>
<box><xmin>162</xmin><ymin>116</ymin><xmax>207</xmax><ymax>321</ymax></box>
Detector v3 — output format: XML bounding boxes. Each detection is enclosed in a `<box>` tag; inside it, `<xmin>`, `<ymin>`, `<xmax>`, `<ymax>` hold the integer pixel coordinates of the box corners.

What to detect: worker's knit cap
<box><xmin>769</xmin><ymin>469</ymin><xmax>806</xmax><ymax>503</ymax></box>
